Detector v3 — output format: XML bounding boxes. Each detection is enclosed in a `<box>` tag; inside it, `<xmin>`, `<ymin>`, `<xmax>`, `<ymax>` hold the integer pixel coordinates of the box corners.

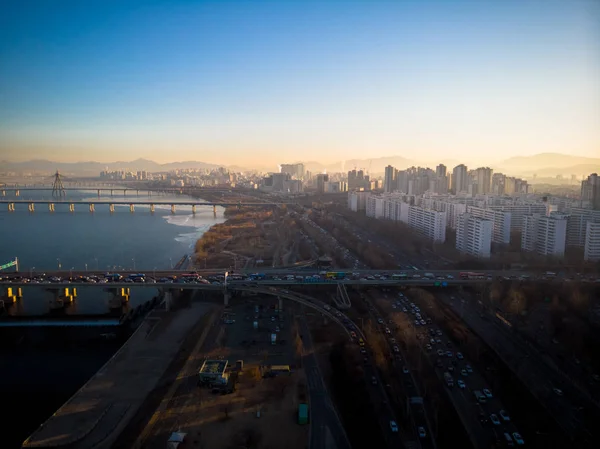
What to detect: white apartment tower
<box><xmin>408</xmin><ymin>206</ymin><xmax>447</xmax><ymax>243</ymax></box>
<box><xmin>452</xmin><ymin>164</ymin><xmax>468</xmax><ymax>194</ymax></box>
<box><xmin>467</xmin><ymin>206</ymin><xmax>512</xmax><ymax>244</ymax></box>
<box><xmin>584</xmin><ymin>221</ymin><xmax>600</xmax><ymax>261</ymax></box>
<box><xmin>456</xmin><ymin>213</ymin><xmax>493</xmax><ymax>258</ymax></box>
<box><xmin>522</xmin><ymin>213</ymin><xmax>567</xmax><ymax>257</ymax></box>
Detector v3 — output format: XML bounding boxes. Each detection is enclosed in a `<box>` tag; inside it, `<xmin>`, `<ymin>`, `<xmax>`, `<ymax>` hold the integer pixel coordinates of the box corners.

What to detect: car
<box><xmin>350</xmin><ymin>331</ymin><xmax>357</xmax><ymax>338</ymax></box>
<box><xmin>512</xmin><ymin>432</ymin><xmax>525</xmax><ymax>445</ymax></box>
<box><xmin>499</xmin><ymin>410</ymin><xmax>510</xmax><ymax>421</ymax></box>
<box><xmin>483</xmin><ymin>388</ymin><xmax>493</xmax><ymax>398</ymax></box>
<box><xmin>418</xmin><ymin>426</ymin><xmax>426</xmax><ymax>438</ymax></box>
<box><xmin>271</xmin><ymin>316</ymin><xmax>275</xmax><ymax>322</ymax></box>
<box><xmin>378</xmin><ymin>318</ymin><xmax>384</xmax><ymax>324</ymax></box>
<box><xmin>553</xmin><ymin>388</ymin><xmax>563</xmax><ymax>396</ymax></box>
<box><xmin>436</xmin><ymin>359</ymin><xmax>443</xmax><ymax>368</ymax></box>
<box><xmin>389</xmin><ymin>338</ymin><xmax>396</xmax><ymax>344</ymax></box>
<box><xmin>456</xmin><ymin>352</ymin><xmax>464</xmax><ymax>360</ymax></box>
<box><xmin>465</xmin><ymin>364</ymin><xmax>473</xmax><ymax>373</ymax></box>
<box><xmin>360</xmin><ymin>348</ymin><xmax>367</xmax><ymax>354</ymax></box>
<box><xmin>390</xmin><ymin>420</ymin><xmax>398</xmax><ymax>432</ymax></box>
<box><xmin>425</xmin><ymin>344</ymin><xmax>432</xmax><ymax>350</ymax></box>
<box><xmin>437</xmin><ymin>349</ymin><xmax>444</xmax><ymax>356</ymax></box>
<box><xmin>420</xmin><ymin>319</ymin><xmax>426</xmax><ymax>325</ymax></box>
<box><xmin>479</xmin><ymin>413</ymin><xmax>488</xmax><ymax>425</ymax></box>
<box><xmin>446</xmin><ymin>351</ymin><xmax>453</xmax><ymax>358</ymax></box>
<box><xmin>490</xmin><ymin>414</ymin><xmax>501</xmax><ymax>426</ymax></box>
<box><xmin>371</xmin><ymin>376</ymin><xmax>378</xmax><ymax>385</ymax></box>
<box><xmin>393</xmin><ymin>345</ymin><xmax>400</xmax><ymax>353</ymax></box>
<box><xmin>275</xmin><ymin>326</ymin><xmax>280</xmax><ymax>332</ymax></box>
<box><xmin>457</xmin><ymin>379</ymin><xmax>465</xmax><ymax>389</ymax></box>
<box><xmin>448</xmin><ymin>365</ymin><xmax>454</xmax><ymax>372</ymax></box>
<box><xmin>402</xmin><ymin>308</ymin><xmax>408</xmax><ymax>312</ymax></box>
<box><xmin>460</xmin><ymin>369</ymin><xmax>468</xmax><ymax>376</ymax></box>
<box><xmin>385</xmin><ymin>327</ymin><xmax>391</xmax><ymax>334</ymax></box>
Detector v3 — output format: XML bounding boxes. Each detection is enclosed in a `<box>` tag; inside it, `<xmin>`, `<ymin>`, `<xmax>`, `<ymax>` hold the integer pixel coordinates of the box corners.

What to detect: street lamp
<box><xmin>153</xmin><ymin>267</ymin><xmax>157</xmax><ymax>278</ymax></box>
<box><xmin>94</xmin><ymin>257</ymin><xmax>99</xmax><ymax>271</ymax></box>
<box><xmin>85</xmin><ymin>263</ymin><xmax>88</xmax><ymax>272</ymax></box>
<box><xmin>57</xmin><ymin>258</ymin><xmax>61</xmax><ymax>270</ymax></box>
<box><xmin>70</xmin><ymin>267</ymin><xmax>74</xmax><ymax>278</ymax></box>
<box><xmin>132</xmin><ymin>258</ymin><xmax>136</xmax><ymax>271</ymax></box>
<box><xmin>30</xmin><ymin>266</ymin><xmax>35</xmax><ymax>278</ymax></box>
<box><xmin>169</xmin><ymin>258</ymin><xmax>173</xmax><ymax>269</ymax></box>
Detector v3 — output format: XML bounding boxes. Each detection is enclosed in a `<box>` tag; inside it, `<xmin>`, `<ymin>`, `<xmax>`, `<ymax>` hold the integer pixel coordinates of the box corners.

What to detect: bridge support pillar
<box><xmin>164</xmin><ymin>290</ymin><xmax>172</xmax><ymax>311</ymax></box>
<box><xmin>69</xmin><ymin>203</ymin><xmax>75</xmax><ymax>213</ymax></box>
<box><xmin>107</xmin><ymin>287</ymin><xmax>130</xmax><ymax>309</ymax></box>
<box><xmin>224</xmin><ymin>291</ymin><xmax>230</xmax><ymax>307</ymax></box>
<box><xmin>278</xmin><ymin>297</ymin><xmax>283</xmax><ymax>311</ymax></box>
<box><xmin>136</xmin><ymin>190</ymin><xmax>139</xmax><ymax>196</ymax></box>
<box><xmin>97</xmin><ymin>189</ymin><xmax>101</xmax><ymax>197</ymax></box>
<box><xmin>89</xmin><ymin>203</ymin><xmax>95</xmax><ymax>213</ymax></box>
<box><xmin>47</xmin><ymin>287</ymin><xmax>77</xmax><ymax>310</ymax></box>
<box><xmin>123</xmin><ymin>189</ymin><xmax>126</xmax><ymax>196</ymax></box>
<box><xmin>110</xmin><ymin>189</ymin><xmax>113</xmax><ymax>196</ymax></box>
<box><xmin>130</xmin><ymin>204</ymin><xmax>135</xmax><ymax>213</ymax></box>
<box><xmin>150</xmin><ymin>204</ymin><xmax>155</xmax><ymax>214</ymax></box>
<box><xmin>8</xmin><ymin>203</ymin><xmax>15</xmax><ymax>212</ymax></box>
<box><xmin>213</xmin><ymin>205</ymin><xmax>217</xmax><ymax>216</ymax></box>
<box><xmin>2</xmin><ymin>287</ymin><xmax>23</xmax><ymax>305</ymax></box>
<box><xmin>15</xmin><ymin>190</ymin><xmax>19</xmax><ymax>197</ymax></box>
<box><xmin>2</xmin><ymin>190</ymin><xmax>5</xmax><ymax>196</ymax></box>
<box><xmin>192</xmin><ymin>205</ymin><xmax>196</xmax><ymax>215</ymax></box>
<box><xmin>28</xmin><ymin>203</ymin><xmax>35</xmax><ymax>212</ymax></box>
<box><xmin>171</xmin><ymin>204</ymin><xmax>176</xmax><ymax>214</ymax></box>
<box><xmin>48</xmin><ymin>203</ymin><xmax>55</xmax><ymax>212</ymax></box>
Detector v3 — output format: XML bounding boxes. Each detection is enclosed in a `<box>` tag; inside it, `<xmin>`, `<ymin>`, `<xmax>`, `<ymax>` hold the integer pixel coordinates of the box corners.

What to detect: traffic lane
<box><xmin>401</xmin><ymin>294</ymin><xmax>514</xmax><ymax>449</ymax></box>
<box><xmin>441</xmin><ymin>296</ymin><xmax>588</xmax><ymax>441</ymax></box>
<box><xmin>446</xmin><ymin>297</ymin><xmax>586</xmax><ymax>434</ymax></box>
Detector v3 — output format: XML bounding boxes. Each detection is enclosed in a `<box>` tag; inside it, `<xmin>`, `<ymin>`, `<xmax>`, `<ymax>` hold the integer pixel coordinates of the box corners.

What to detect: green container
<box><xmin>298</xmin><ymin>403</ymin><xmax>309</xmax><ymax>425</ymax></box>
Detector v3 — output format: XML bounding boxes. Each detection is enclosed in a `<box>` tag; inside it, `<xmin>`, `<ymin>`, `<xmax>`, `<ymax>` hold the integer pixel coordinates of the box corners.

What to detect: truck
<box><xmin>271</xmin><ymin>333</ymin><xmax>277</xmax><ymax>345</ymax></box>
<box><xmin>298</xmin><ymin>403</ymin><xmax>309</xmax><ymax>425</ymax></box>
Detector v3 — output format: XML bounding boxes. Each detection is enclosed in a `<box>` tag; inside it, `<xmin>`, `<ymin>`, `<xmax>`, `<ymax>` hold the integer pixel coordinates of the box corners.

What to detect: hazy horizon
<box><xmin>1</xmin><ymin>0</ymin><xmax>599</xmax><ymax>166</ymax></box>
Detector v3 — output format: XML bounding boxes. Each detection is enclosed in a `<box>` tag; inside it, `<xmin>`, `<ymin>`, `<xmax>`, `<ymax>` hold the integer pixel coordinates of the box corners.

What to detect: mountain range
<box><xmin>1</xmin><ymin>153</ymin><xmax>598</xmax><ymax>178</ymax></box>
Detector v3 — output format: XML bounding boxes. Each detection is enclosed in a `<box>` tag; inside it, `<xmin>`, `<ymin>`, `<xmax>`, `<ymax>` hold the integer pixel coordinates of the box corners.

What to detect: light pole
<box><xmin>30</xmin><ymin>266</ymin><xmax>35</xmax><ymax>278</ymax></box>
<box><xmin>85</xmin><ymin>263</ymin><xmax>88</xmax><ymax>272</ymax></box>
<box><xmin>169</xmin><ymin>258</ymin><xmax>173</xmax><ymax>269</ymax></box>
<box><xmin>153</xmin><ymin>267</ymin><xmax>157</xmax><ymax>278</ymax></box>
<box><xmin>57</xmin><ymin>258</ymin><xmax>61</xmax><ymax>270</ymax></box>
<box><xmin>70</xmin><ymin>267</ymin><xmax>74</xmax><ymax>279</ymax></box>
<box><xmin>132</xmin><ymin>258</ymin><xmax>136</xmax><ymax>271</ymax></box>
<box><xmin>94</xmin><ymin>257</ymin><xmax>98</xmax><ymax>271</ymax></box>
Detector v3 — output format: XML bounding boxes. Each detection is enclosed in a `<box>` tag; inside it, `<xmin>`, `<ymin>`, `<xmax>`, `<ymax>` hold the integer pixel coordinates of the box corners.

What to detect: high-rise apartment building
<box><xmin>316</xmin><ymin>174</ymin><xmax>329</xmax><ymax>194</ymax></box>
<box><xmin>584</xmin><ymin>221</ymin><xmax>600</xmax><ymax>261</ymax></box>
<box><xmin>566</xmin><ymin>208</ymin><xmax>600</xmax><ymax>247</ymax></box>
<box><xmin>475</xmin><ymin>167</ymin><xmax>493</xmax><ymax>194</ymax></box>
<box><xmin>451</xmin><ymin>164</ymin><xmax>468</xmax><ymax>194</ymax></box>
<box><xmin>456</xmin><ymin>213</ymin><xmax>493</xmax><ymax>258</ymax></box>
<box><xmin>436</xmin><ymin>164</ymin><xmax>447</xmax><ymax>178</ymax></box>
<box><xmin>581</xmin><ymin>173</ymin><xmax>600</xmax><ymax>210</ymax></box>
<box><xmin>467</xmin><ymin>206</ymin><xmax>512</xmax><ymax>244</ymax></box>
<box><xmin>347</xmin><ymin>169</ymin><xmax>371</xmax><ymax>190</ymax></box>
<box><xmin>384</xmin><ymin>165</ymin><xmax>397</xmax><ymax>193</ymax></box>
<box><xmin>280</xmin><ymin>163</ymin><xmax>305</xmax><ymax>179</ymax></box>
<box><xmin>408</xmin><ymin>206</ymin><xmax>446</xmax><ymax>243</ymax></box>
<box><xmin>348</xmin><ymin>191</ymin><xmax>369</xmax><ymax>212</ymax></box>
<box><xmin>522</xmin><ymin>213</ymin><xmax>567</xmax><ymax>257</ymax></box>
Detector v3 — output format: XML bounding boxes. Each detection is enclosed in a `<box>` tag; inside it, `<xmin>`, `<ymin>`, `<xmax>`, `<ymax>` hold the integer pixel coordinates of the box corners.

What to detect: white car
<box><xmin>457</xmin><ymin>379</ymin><xmax>465</xmax><ymax>389</ymax></box>
<box><xmin>390</xmin><ymin>420</ymin><xmax>398</xmax><ymax>432</ymax></box>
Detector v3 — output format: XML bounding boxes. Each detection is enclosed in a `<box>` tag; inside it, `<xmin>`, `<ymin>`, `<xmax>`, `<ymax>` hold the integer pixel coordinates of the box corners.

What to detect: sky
<box><xmin>0</xmin><ymin>0</ymin><xmax>599</xmax><ymax>166</ymax></box>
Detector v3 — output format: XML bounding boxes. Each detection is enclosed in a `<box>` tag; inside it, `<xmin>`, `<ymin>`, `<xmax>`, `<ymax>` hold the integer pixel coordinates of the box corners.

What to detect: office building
<box><xmin>467</xmin><ymin>206</ymin><xmax>512</xmax><ymax>244</ymax></box>
<box><xmin>522</xmin><ymin>213</ymin><xmax>567</xmax><ymax>257</ymax></box>
<box><xmin>280</xmin><ymin>163</ymin><xmax>305</xmax><ymax>179</ymax></box>
<box><xmin>584</xmin><ymin>221</ymin><xmax>600</xmax><ymax>261</ymax></box>
<box><xmin>452</xmin><ymin>164</ymin><xmax>468</xmax><ymax>194</ymax></box>
<box><xmin>348</xmin><ymin>169</ymin><xmax>371</xmax><ymax>190</ymax></box>
<box><xmin>456</xmin><ymin>213</ymin><xmax>493</xmax><ymax>258</ymax></box>
<box><xmin>581</xmin><ymin>173</ymin><xmax>600</xmax><ymax>210</ymax></box>
<box><xmin>408</xmin><ymin>206</ymin><xmax>447</xmax><ymax>243</ymax></box>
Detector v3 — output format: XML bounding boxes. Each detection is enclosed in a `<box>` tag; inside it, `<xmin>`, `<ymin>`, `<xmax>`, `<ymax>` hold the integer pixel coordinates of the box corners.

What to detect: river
<box><xmin>0</xmin><ymin>189</ymin><xmax>225</xmax><ymax>447</ymax></box>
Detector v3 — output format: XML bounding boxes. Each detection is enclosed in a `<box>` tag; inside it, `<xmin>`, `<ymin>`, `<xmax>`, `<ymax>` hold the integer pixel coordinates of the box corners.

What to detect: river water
<box><xmin>0</xmin><ymin>189</ymin><xmax>225</xmax><ymax>315</ymax></box>
<box><xmin>0</xmin><ymin>189</ymin><xmax>225</xmax><ymax>447</ymax></box>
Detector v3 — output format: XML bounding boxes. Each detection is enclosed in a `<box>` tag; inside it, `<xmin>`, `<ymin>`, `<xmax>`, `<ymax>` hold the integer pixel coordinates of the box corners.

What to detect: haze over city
<box><xmin>1</xmin><ymin>0</ymin><xmax>599</xmax><ymax>166</ymax></box>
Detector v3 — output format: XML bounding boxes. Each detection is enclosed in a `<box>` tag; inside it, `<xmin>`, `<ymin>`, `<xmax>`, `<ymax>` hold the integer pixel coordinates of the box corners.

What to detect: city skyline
<box><xmin>1</xmin><ymin>0</ymin><xmax>599</xmax><ymax>165</ymax></box>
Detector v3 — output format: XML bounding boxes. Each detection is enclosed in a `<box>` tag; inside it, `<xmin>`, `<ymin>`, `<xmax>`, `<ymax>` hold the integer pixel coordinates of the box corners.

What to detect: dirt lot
<box><xmin>141</xmin><ymin>298</ymin><xmax>308</xmax><ymax>449</ymax></box>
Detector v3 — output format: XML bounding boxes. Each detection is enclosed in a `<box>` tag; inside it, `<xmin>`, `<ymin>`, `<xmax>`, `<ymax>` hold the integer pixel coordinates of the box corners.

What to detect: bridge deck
<box><xmin>22</xmin><ymin>301</ymin><xmax>215</xmax><ymax>448</ymax></box>
<box><xmin>1</xmin><ymin>200</ymin><xmax>282</xmax><ymax>206</ymax></box>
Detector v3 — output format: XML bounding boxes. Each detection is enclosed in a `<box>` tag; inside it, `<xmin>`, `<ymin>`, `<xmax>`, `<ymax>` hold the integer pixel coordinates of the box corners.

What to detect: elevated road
<box><xmin>0</xmin><ymin>200</ymin><xmax>287</xmax><ymax>206</ymax></box>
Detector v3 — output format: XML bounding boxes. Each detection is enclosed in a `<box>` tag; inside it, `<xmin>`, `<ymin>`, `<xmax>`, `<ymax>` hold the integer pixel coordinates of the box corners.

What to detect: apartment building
<box><xmin>347</xmin><ymin>191</ymin><xmax>369</xmax><ymax>212</ymax></box>
<box><xmin>522</xmin><ymin>213</ymin><xmax>567</xmax><ymax>257</ymax></box>
<box><xmin>467</xmin><ymin>206</ymin><xmax>512</xmax><ymax>244</ymax></box>
<box><xmin>408</xmin><ymin>206</ymin><xmax>447</xmax><ymax>243</ymax></box>
<box><xmin>456</xmin><ymin>213</ymin><xmax>493</xmax><ymax>258</ymax></box>
<box><xmin>366</xmin><ymin>195</ymin><xmax>385</xmax><ymax>219</ymax></box>
<box><xmin>490</xmin><ymin>203</ymin><xmax>547</xmax><ymax>232</ymax></box>
<box><xmin>566</xmin><ymin>208</ymin><xmax>600</xmax><ymax>247</ymax></box>
<box><xmin>584</xmin><ymin>221</ymin><xmax>600</xmax><ymax>262</ymax></box>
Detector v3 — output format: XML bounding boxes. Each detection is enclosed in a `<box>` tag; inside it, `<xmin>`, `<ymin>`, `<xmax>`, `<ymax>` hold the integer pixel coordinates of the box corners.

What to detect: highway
<box><xmin>439</xmin><ymin>292</ymin><xmax>598</xmax><ymax>447</ymax></box>
<box><xmin>0</xmin><ymin>200</ymin><xmax>285</xmax><ymax>206</ymax></box>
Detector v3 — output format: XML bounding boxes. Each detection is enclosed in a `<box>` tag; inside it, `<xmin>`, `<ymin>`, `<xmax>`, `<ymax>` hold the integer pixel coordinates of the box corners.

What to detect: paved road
<box><xmin>440</xmin><ymin>293</ymin><xmax>597</xmax><ymax>447</ymax></box>
<box><xmin>298</xmin><ymin>317</ymin><xmax>352</xmax><ymax>449</ymax></box>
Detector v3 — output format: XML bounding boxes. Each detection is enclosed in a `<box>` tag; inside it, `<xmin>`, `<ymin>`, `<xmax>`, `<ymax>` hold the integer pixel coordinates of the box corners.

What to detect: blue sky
<box><xmin>0</xmin><ymin>0</ymin><xmax>598</xmax><ymax>166</ymax></box>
